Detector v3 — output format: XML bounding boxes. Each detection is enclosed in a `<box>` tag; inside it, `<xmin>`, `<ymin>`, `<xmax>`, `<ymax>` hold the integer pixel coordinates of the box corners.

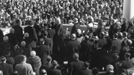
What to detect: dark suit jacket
<box><xmin>48</xmin><ymin>68</ymin><xmax>62</xmax><ymax>75</ymax></box>
<box><xmin>6</xmin><ymin>33</ymin><xmax>17</xmax><ymax>47</ymax></box>
<box><xmin>81</xmin><ymin>68</ymin><xmax>93</xmax><ymax>75</ymax></box>
<box><xmin>47</xmin><ymin>28</ymin><xmax>55</xmax><ymax>39</ymax></box>
<box><xmin>28</xmin><ymin>56</ymin><xmax>42</xmax><ymax>75</ymax></box>
<box><xmin>44</xmin><ymin>37</ymin><xmax>53</xmax><ymax>54</ymax></box>
<box><xmin>69</xmin><ymin>60</ymin><xmax>84</xmax><ymax>75</ymax></box>
<box><xmin>111</xmin><ymin>39</ymin><xmax>122</xmax><ymax>54</ymax></box>
<box><xmin>66</xmin><ymin>40</ymin><xmax>81</xmax><ymax>60</ymax></box>
<box><xmin>0</xmin><ymin>63</ymin><xmax>13</xmax><ymax>75</ymax></box>
<box><xmin>15</xmin><ymin>63</ymin><xmax>34</xmax><ymax>75</ymax></box>
<box><xmin>13</xmin><ymin>25</ymin><xmax>23</xmax><ymax>43</ymax></box>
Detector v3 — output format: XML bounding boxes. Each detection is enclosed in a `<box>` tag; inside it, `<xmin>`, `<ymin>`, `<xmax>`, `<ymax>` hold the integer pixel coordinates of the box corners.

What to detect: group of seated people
<box><xmin>0</xmin><ymin>0</ymin><xmax>123</xmax><ymax>27</ymax></box>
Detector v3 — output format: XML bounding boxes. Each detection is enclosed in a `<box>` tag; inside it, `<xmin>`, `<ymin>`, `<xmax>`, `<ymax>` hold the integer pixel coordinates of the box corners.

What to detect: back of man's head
<box><xmin>30</xmin><ymin>51</ymin><xmax>36</xmax><ymax>57</ymax></box>
<box><xmin>84</xmin><ymin>62</ymin><xmax>90</xmax><ymax>69</ymax></box>
<box><xmin>124</xmin><ymin>52</ymin><xmax>131</xmax><ymax>59</ymax></box>
<box><xmin>73</xmin><ymin>53</ymin><xmax>79</xmax><ymax>60</ymax></box>
<box><xmin>19</xmin><ymin>55</ymin><xmax>27</xmax><ymax>63</ymax></box>
<box><xmin>106</xmin><ymin>64</ymin><xmax>114</xmax><ymax>73</ymax></box>
<box><xmin>71</xmin><ymin>33</ymin><xmax>77</xmax><ymax>40</ymax></box>
<box><xmin>0</xmin><ymin>56</ymin><xmax>6</xmax><ymax>63</ymax></box>
<box><xmin>47</xmin><ymin>55</ymin><xmax>52</xmax><ymax>62</ymax></box>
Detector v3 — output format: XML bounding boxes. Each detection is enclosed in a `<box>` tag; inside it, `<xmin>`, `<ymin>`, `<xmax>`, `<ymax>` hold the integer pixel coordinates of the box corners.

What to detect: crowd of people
<box><xmin>1</xmin><ymin>0</ymin><xmax>134</xmax><ymax>75</ymax></box>
<box><xmin>0</xmin><ymin>0</ymin><xmax>123</xmax><ymax>27</ymax></box>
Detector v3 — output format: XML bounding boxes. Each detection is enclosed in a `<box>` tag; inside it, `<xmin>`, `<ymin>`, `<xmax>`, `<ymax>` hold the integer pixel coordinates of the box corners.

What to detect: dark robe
<box><xmin>69</xmin><ymin>60</ymin><xmax>84</xmax><ymax>75</ymax></box>
<box><xmin>66</xmin><ymin>39</ymin><xmax>81</xmax><ymax>61</ymax></box>
<box><xmin>13</xmin><ymin>25</ymin><xmax>23</xmax><ymax>43</ymax></box>
<box><xmin>81</xmin><ymin>68</ymin><xmax>93</xmax><ymax>75</ymax></box>
<box><xmin>80</xmin><ymin>39</ymin><xmax>94</xmax><ymax>62</ymax></box>
<box><xmin>0</xmin><ymin>63</ymin><xmax>13</xmax><ymax>75</ymax></box>
<box><xmin>24</xmin><ymin>26</ymin><xmax>38</xmax><ymax>48</ymax></box>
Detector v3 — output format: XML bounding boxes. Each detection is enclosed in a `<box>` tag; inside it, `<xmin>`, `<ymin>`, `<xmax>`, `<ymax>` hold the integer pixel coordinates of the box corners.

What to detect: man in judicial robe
<box><xmin>80</xmin><ymin>35</ymin><xmax>94</xmax><ymax>62</ymax></box>
<box><xmin>66</xmin><ymin>33</ymin><xmax>81</xmax><ymax>61</ymax></box>
<box><xmin>24</xmin><ymin>20</ymin><xmax>38</xmax><ymax>48</ymax></box>
<box><xmin>12</xmin><ymin>19</ymin><xmax>23</xmax><ymax>43</ymax></box>
<box><xmin>6</xmin><ymin>28</ymin><xmax>17</xmax><ymax>50</ymax></box>
<box><xmin>53</xmin><ymin>17</ymin><xmax>66</xmax><ymax>63</ymax></box>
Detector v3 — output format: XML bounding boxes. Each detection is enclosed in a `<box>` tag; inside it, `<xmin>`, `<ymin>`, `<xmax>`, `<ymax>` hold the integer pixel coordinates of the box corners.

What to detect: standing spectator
<box><xmin>6</xmin><ymin>28</ymin><xmax>17</xmax><ymax>47</ymax></box>
<box><xmin>121</xmin><ymin>52</ymin><xmax>134</xmax><ymax>70</ymax></box>
<box><xmin>19</xmin><ymin>41</ymin><xmax>30</xmax><ymax>57</ymax></box>
<box><xmin>24</xmin><ymin>21</ymin><xmax>38</xmax><ymax>49</ymax></box>
<box><xmin>44</xmin><ymin>31</ymin><xmax>53</xmax><ymax>55</ymax></box>
<box><xmin>0</xmin><ymin>70</ymin><xmax>3</xmax><ymax>75</ymax></box>
<box><xmin>0</xmin><ymin>56</ymin><xmax>13</xmax><ymax>75</ymax></box>
<box><xmin>81</xmin><ymin>62</ymin><xmax>93</xmax><ymax>75</ymax></box>
<box><xmin>28</xmin><ymin>51</ymin><xmax>42</xmax><ymax>75</ymax></box>
<box><xmin>111</xmin><ymin>33</ymin><xmax>122</xmax><ymax>54</ymax></box>
<box><xmin>48</xmin><ymin>60</ymin><xmax>62</xmax><ymax>75</ymax></box>
<box><xmin>43</xmin><ymin>55</ymin><xmax>53</xmax><ymax>70</ymax></box>
<box><xmin>15</xmin><ymin>55</ymin><xmax>35</xmax><ymax>75</ymax></box>
<box><xmin>102</xmin><ymin>64</ymin><xmax>115</xmax><ymax>75</ymax></box>
<box><xmin>12</xmin><ymin>19</ymin><xmax>23</xmax><ymax>43</ymax></box>
<box><xmin>5</xmin><ymin>51</ymin><xmax>15</xmax><ymax>65</ymax></box>
<box><xmin>66</xmin><ymin>34</ymin><xmax>81</xmax><ymax>61</ymax></box>
<box><xmin>0</xmin><ymin>29</ymin><xmax>3</xmax><ymax>42</ymax></box>
<box><xmin>80</xmin><ymin>35</ymin><xmax>94</xmax><ymax>62</ymax></box>
<box><xmin>6</xmin><ymin>28</ymin><xmax>17</xmax><ymax>54</ymax></box>
<box><xmin>0</xmin><ymin>29</ymin><xmax>4</xmax><ymax>56</ymax></box>
<box><xmin>38</xmin><ymin>38</ymin><xmax>51</xmax><ymax>65</ymax></box>
<box><xmin>69</xmin><ymin>53</ymin><xmax>84</xmax><ymax>75</ymax></box>
<box><xmin>1</xmin><ymin>36</ymin><xmax>11</xmax><ymax>56</ymax></box>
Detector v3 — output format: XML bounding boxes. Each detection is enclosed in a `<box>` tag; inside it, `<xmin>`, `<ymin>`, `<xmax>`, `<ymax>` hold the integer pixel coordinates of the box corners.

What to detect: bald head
<box><xmin>30</xmin><ymin>51</ymin><xmax>36</xmax><ymax>57</ymax></box>
<box><xmin>21</xmin><ymin>41</ymin><xmax>26</xmax><ymax>47</ymax></box>
<box><xmin>71</xmin><ymin>33</ymin><xmax>77</xmax><ymax>40</ymax></box>
<box><xmin>3</xmin><ymin>36</ymin><xmax>9</xmax><ymax>42</ymax></box>
<box><xmin>10</xmin><ymin>28</ymin><xmax>15</xmax><ymax>34</ymax></box>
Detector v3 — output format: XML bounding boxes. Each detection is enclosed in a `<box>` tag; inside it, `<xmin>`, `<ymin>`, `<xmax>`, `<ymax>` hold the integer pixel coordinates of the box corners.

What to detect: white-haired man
<box><xmin>15</xmin><ymin>55</ymin><xmax>35</xmax><ymax>75</ymax></box>
<box><xmin>28</xmin><ymin>51</ymin><xmax>42</xmax><ymax>75</ymax></box>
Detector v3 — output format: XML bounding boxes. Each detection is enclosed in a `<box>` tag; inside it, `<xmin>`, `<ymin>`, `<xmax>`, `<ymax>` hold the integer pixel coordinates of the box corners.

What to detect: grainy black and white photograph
<box><xmin>0</xmin><ymin>0</ymin><xmax>134</xmax><ymax>75</ymax></box>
